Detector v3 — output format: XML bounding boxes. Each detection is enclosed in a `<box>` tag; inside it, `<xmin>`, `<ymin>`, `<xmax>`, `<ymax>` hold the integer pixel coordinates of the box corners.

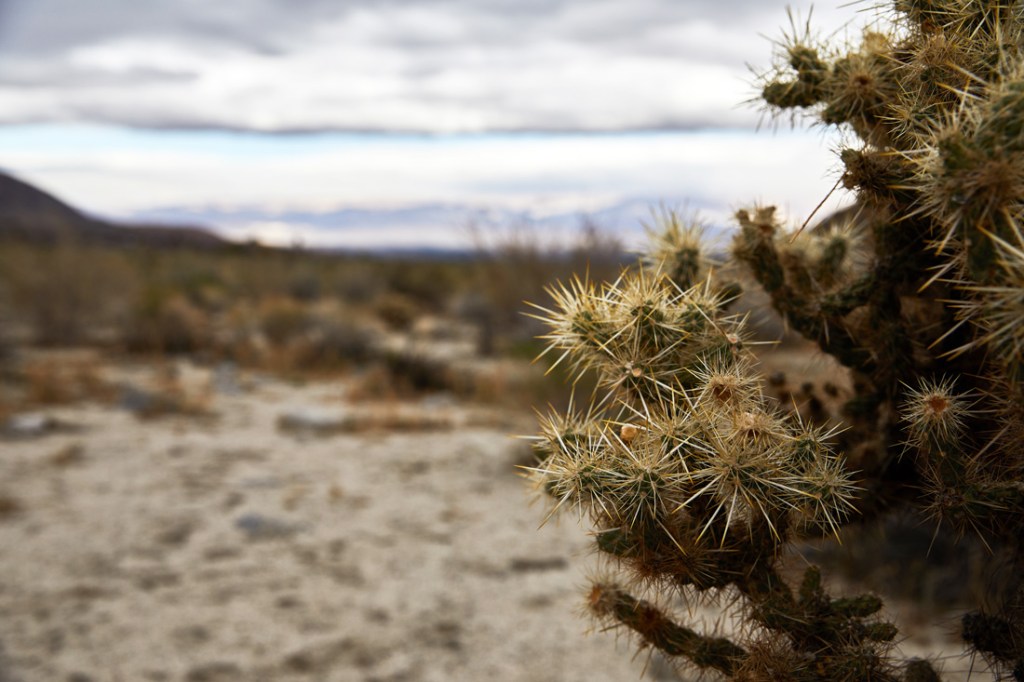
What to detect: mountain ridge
<box><xmin>0</xmin><ymin>170</ymin><xmax>227</xmax><ymax>250</ymax></box>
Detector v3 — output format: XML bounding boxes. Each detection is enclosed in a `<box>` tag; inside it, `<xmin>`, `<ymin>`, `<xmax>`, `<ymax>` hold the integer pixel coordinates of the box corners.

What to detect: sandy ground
<box><xmin>0</xmin><ymin>357</ymin><xmax>979</xmax><ymax>682</ymax></box>
<box><xmin>0</xmin><ymin>362</ymin><xmax>690</xmax><ymax>682</ymax></box>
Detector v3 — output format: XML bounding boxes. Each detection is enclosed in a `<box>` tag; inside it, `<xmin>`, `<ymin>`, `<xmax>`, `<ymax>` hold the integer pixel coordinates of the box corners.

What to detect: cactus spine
<box><xmin>527</xmin><ymin>2</ymin><xmax>1024</xmax><ymax>679</ymax></box>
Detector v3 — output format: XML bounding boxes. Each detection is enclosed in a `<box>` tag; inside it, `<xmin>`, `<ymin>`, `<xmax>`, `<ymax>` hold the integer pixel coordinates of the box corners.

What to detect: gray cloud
<box><xmin>0</xmin><ymin>0</ymin><xmax>856</xmax><ymax>132</ymax></box>
<box><xmin>0</xmin><ymin>60</ymin><xmax>194</xmax><ymax>89</ymax></box>
<box><xmin>0</xmin><ymin>0</ymin><xmax>344</xmax><ymax>54</ymax></box>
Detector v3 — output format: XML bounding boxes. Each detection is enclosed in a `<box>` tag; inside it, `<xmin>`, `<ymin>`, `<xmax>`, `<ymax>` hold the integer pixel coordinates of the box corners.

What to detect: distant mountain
<box><xmin>0</xmin><ymin>168</ymin><xmax>737</xmax><ymax>255</ymax></box>
<box><xmin>0</xmin><ymin>170</ymin><xmax>226</xmax><ymax>250</ymax></box>
<box><xmin>131</xmin><ymin>196</ymin><xmax>729</xmax><ymax>253</ymax></box>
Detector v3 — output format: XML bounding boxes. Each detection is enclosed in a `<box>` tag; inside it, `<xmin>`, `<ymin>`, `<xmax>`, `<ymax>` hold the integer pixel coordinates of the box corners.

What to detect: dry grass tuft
<box><xmin>21</xmin><ymin>355</ymin><xmax>116</xmax><ymax>407</ymax></box>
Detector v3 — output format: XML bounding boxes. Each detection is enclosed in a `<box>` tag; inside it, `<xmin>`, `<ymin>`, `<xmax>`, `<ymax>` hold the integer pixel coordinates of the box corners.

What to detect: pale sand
<box><xmin>0</xmin><ymin>361</ymin><xmax>976</xmax><ymax>681</ymax></box>
<box><xmin>0</xmin><ymin>366</ymin><xmax>680</xmax><ymax>682</ymax></box>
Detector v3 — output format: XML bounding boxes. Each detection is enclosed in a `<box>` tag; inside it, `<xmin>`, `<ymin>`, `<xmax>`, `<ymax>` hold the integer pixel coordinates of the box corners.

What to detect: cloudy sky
<box><xmin>0</xmin><ymin>0</ymin><xmax>872</xmax><ymax>249</ymax></box>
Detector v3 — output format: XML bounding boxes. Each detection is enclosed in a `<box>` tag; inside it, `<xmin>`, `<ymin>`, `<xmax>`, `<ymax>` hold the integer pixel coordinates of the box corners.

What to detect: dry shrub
<box><xmin>344</xmin><ymin>354</ymin><xmax>458</xmax><ymax>403</ymax></box>
<box><xmin>252</xmin><ymin>300</ymin><xmax>376</xmax><ymax>375</ymax></box>
<box><xmin>333</xmin><ymin>262</ymin><xmax>385</xmax><ymax>302</ymax></box>
<box><xmin>0</xmin><ymin>327</ymin><xmax>14</xmax><ymax>366</ymax></box>
<box><xmin>70</xmin><ymin>356</ymin><xmax>117</xmax><ymax>403</ymax></box>
<box><xmin>358</xmin><ymin>406</ymin><xmax>453</xmax><ymax>432</ymax></box>
<box><xmin>466</xmin><ymin>219</ymin><xmax>623</xmax><ymax>349</ymax></box>
<box><xmin>22</xmin><ymin>356</ymin><xmax>115</xmax><ymax>406</ymax></box>
<box><xmin>134</xmin><ymin>364</ymin><xmax>214</xmax><ymax>420</ymax></box>
<box><xmin>268</xmin><ymin>303</ymin><xmax>376</xmax><ymax>374</ymax></box>
<box><xmin>290</xmin><ymin>318</ymin><xmax>374</xmax><ymax>371</ymax></box>
<box><xmin>286</xmin><ymin>272</ymin><xmax>322</xmax><ymax>302</ymax></box>
<box><xmin>125</xmin><ymin>289</ymin><xmax>213</xmax><ymax>354</ymax></box>
<box><xmin>380</xmin><ymin>349</ymin><xmax>457</xmax><ymax>395</ymax></box>
<box><xmin>0</xmin><ymin>398</ymin><xmax>12</xmax><ymax>429</ymax></box>
<box><xmin>345</xmin><ymin>348</ymin><xmax>581</xmax><ymax>414</ymax></box>
<box><xmin>23</xmin><ymin>362</ymin><xmax>74</xmax><ymax>405</ymax></box>
<box><xmin>373</xmin><ymin>292</ymin><xmax>419</xmax><ymax>331</ymax></box>
<box><xmin>344</xmin><ymin>364</ymin><xmax>405</xmax><ymax>402</ymax></box>
<box><xmin>0</xmin><ymin>239</ymin><xmax>136</xmax><ymax>345</ymax></box>
<box><xmin>259</xmin><ymin>296</ymin><xmax>311</xmax><ymax>347</ymax></box>
<box><xmin>383</xmin><ymin>259</ymin><xmax>466</xmax><ymax>311</ymax></box>
<box><xmin>211</xmin><ymin>301</ymin><xmax>261</xmax><ymax>363</ymax></box>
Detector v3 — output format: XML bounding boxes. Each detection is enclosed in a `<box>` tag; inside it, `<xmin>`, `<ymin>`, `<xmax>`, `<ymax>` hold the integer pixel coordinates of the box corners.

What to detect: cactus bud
<box><xmin>901</xmin><ymin>377</ymin><xmax>973</xmax><ymax>451</ymax></box>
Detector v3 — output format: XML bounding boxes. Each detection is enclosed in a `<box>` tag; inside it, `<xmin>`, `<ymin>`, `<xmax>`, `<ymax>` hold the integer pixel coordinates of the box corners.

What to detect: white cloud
<box><xmin>0</xmin><ymin>1</ymin><xmax>867</xmax><ymax>249</ymax></box>
<box><xmin>0</xmin><ymin>0</ymin><xmax>865</xmax><ymax>132</ymax></box>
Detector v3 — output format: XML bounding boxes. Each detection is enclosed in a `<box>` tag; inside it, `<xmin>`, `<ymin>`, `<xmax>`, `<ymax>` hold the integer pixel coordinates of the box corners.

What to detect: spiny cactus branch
<box><xmin>528</xmin><ymin>1</ymin><xmax>1024</xmax><ymax>678</ymax></box>
<box><xmin>588</xmin><ymin>583</ymin><xmax>746</xmax><ymax>676</ymax></box>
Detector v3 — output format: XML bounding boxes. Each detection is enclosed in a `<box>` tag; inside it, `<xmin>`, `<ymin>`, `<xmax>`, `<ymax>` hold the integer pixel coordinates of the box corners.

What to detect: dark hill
<box><xmin>0</xmin><ymin>170</ymin><xmax>226</xmax><ymax>250</ymax></box>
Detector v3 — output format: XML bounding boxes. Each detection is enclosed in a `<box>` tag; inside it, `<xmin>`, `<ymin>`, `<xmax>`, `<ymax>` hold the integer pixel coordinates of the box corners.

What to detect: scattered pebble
<box><xmin>3</xmin><ymin>412</ymin><xmax>63</xmax><ymax>438</ymax></box>
<box><xmin>234</xmin><ymin>513</ymin><xmax>304</xmax><ymax>541</ymax></box>
<box><xmin>276</xmin><ymin>408</ymin><xmax>354</xmax><ymax>436</ymax></box>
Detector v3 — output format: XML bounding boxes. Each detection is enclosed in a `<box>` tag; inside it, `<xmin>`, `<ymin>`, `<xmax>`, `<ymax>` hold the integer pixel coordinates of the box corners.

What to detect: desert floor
<box><xmin>0</xmin><ymin>356</ymin><xmax>977</xmax><ymax>682</ymax></box>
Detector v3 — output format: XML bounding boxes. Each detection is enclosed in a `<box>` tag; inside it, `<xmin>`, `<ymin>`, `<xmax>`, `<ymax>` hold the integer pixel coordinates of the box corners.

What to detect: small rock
<box><xmin>276</xmin><ymin>408</ymin><xmax>355</xmax><ymax>436</ymax></box>
<box><xmin>118</xmin><ymin>384</ymin><xmax>158</xmax><ymax>414</ymax></box>
<box><xmin>212</xmin><ymin>362</ymin><xmax>242</xmax><ymax>395</ymax></box>
<box><xmin>4</xmin><ymin>412</ymin><xmax>59</xmax><ymax>438</ymax></box>
<box><xmin>234</xmin><ymin>513</ymin><xmax>303</xmax><ymax>541</ymax></box>
<box><xmin>508</xmin><ymin>557</ymin><xmax>568</xmax><ymax>573</ymax></box>
<box><xmin>419</xmin><ymin>392</ymin><xmax>457</xmax><ymax>410</ymax></box>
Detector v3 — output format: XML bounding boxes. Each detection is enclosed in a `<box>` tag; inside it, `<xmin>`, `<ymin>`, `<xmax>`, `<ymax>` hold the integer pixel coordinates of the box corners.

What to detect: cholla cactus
<box><xmin>527</xmin><ymin>2</ymin><xmax>1024</xmax><ymax>679</ymax></box>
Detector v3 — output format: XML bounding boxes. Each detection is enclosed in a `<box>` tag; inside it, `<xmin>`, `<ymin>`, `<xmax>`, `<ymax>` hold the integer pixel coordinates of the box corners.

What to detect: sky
<box><xmin>0</xmin><ymin>0</ymin><xmax>877</xmax><ymax>249</ymax></box>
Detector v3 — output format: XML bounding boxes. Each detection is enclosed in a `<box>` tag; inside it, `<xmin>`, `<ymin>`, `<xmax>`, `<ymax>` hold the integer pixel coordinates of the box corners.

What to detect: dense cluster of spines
<box><xmin>528</xmin><ymin>209</ymin><xmax>904</xmax><ymax>679</ymax></box>
<box><xmin>527</xmin><ymin>1</ymin><xmax>1024</xmax><ymax>679</ymax></box>
<box><xmin>757</xmin><ymin>4</ymin><xmax>1024</xmax><ymax>674</ymax></box>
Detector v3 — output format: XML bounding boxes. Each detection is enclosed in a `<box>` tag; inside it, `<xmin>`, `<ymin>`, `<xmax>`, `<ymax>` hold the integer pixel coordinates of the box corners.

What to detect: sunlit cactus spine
<box><xmin>526</xmin><ymin>1</ymin><xmax>1024</xmax><ymax>679</ymax></box>
<box><xmin>529</xmin><ymin>235</ymin><xmax>900</xmax><ymax>679</ymax></box>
